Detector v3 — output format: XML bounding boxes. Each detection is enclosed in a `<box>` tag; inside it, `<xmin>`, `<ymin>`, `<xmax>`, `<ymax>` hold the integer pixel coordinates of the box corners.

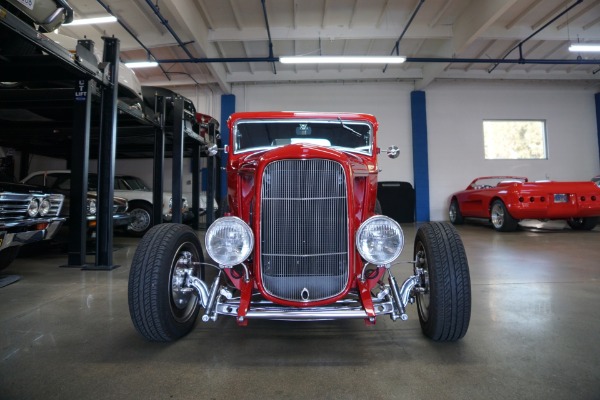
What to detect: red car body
<box><xmin>224</xmin><ymin>111</ymin><xmax>381</xmax><ymax>309</ymax></box>
<box><xmin>449</xmin><ymin>176</ymin><xmax>600</xmax><ymax>231</ymax></box>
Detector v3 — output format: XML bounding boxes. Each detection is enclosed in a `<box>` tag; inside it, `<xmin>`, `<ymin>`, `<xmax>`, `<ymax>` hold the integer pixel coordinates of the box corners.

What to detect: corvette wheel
<box><xmin>127</xmin><ymin>202</ymin><xmax>153</xmax><ymax>237</ymax></box>
<box><xmin>449</xmin><ymin>199</ymin><xmax>464</xmax><ymax>224</ymax></box>
<box><xmin>414</xmin><ymin>222</ymin><xmax>471</xmax><ymax>342</ymax></box>
<box><xmin>128</xmin><ymin>224</ymin><xmax>204</xmax><ymax>342</ymax></box>
<box><xmin>567</xmin><ymin>217</ymin><xmax>598</xmax><ymax>231</ymax></box>
<box><xmin>490</xmin><ymin>200</ymin><xmax>518</xmax><ymax>232</ymax></box>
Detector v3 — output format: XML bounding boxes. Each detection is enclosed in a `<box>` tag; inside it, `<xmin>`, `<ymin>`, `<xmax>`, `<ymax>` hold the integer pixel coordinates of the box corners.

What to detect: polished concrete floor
<box><xmin>1</xmin><ymin>221</ymin><xmax>599</xmax><ymax>400</ymax></box>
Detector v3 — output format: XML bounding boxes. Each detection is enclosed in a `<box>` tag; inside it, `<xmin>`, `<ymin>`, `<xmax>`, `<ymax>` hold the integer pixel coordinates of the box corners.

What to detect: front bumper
<box><xmin>112</xmin><ymin>213</ymin><xmax>133</xmax><ymax>228</ymax></box>
<box><xmin>0</xmin><ymin>218</ymin><xmax>65</xmax><ymax>251</ymax></box>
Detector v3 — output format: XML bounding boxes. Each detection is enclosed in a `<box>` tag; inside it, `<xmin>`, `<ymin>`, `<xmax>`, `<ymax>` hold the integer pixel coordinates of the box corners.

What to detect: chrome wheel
<box><xmin>415</xmin><ymin>247</ymin><xmax>431</xmax><ymax>322</ymax></box>
<box><xmin>449</xmin><ymin>203</ymin><xmax>457</xmax><ymax>223</ymax></box>
<box><xmin>129</xmin><ymin>208</ymin><xmax>151</xmax><ymax>232</ymax></box>
<box><xmin>169</xmin><ymin>246</ymin><xmax>200</xmax><ymax>323</ymax></box>
<box><xmin>491</xmin><ymin>203</ymin><xmax>504</xmax><ymax>229</ymax></box>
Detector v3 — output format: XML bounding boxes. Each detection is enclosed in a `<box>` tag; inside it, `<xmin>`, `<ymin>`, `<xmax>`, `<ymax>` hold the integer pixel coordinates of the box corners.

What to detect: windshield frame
<box><xmin>233</xmin><ymin>118</ymin><xmax>374</xmax><ymax>156</ymax></box>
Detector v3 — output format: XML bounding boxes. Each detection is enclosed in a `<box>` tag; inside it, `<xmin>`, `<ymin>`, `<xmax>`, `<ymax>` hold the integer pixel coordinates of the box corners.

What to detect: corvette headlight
<box><xmin>39</xmin><ymin>198</ymin><xmax>51</xmax><ymax>216</ymax></box>
<box><xmin>205</xmin><ymin>216</ymin><xmax>254</xmax><ymax>266</ymax></box>
<box><xmin>27</xmin><ymin>198</ymin><xmax>40</xmax><ymax>217</ymax></box>
<box><xmin>87</xmin><ymin>198</ymin><xmax>97</xmax><ymax>216</ymax></box>
<box><xmin>356</xmin><ymin>215</ymin><xmax>404</xmax><ymax>265</ymax></box>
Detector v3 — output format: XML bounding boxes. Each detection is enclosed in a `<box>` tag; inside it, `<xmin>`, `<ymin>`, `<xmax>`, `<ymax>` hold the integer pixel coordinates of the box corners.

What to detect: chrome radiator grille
<box><xmin>260</xmin><ymin>159</ymin><xmax>349</xmax><ymax>302</ymax></box>
<box><xmin>0</xmin><ymin>192</ymin><xmax>64</xmax><ymax>221</ymax></box>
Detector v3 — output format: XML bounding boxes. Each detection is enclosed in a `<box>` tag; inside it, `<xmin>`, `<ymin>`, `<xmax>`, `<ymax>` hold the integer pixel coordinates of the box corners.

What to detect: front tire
<box><xmin>490</xmin><ymin>200</ymin><xmax>518</xmax><ymax>232</ymax></box>
<box><xmin>414</xmin><ymin>222</ymin><xmax>471</xmax><ymax>342</ymax></box>
<box><xmin>128</xmin><ymin>224</ymin><xmax>204</xmax><ymax>342</ymax></box>
<box><xmin>127</xmin><ymin>202</ymin><xmax>154</xmax><ymax>237</ymax></box>
<box><xmin>448</xmin><ymin>198</ymin><xmax>464</xmax><ymax>225</ymax></box>
<box><xmin>567</xmin><ymin>217</ymin><xmax>598</xmax><ymax>231</ymax></box>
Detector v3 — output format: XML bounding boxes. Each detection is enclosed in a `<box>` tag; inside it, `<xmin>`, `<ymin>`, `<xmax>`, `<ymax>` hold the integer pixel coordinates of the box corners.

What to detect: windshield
<box><xmin>234</xmin><ymin>119</ymin><xmax>373</xmax><ymax>155</ymax></box>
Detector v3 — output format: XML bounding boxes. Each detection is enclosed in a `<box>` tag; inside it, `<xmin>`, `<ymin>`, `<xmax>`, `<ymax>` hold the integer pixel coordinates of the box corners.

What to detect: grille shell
<box><xmin>260</xmin><ymin>159</ymin><xmax>349</xmax><ymax>302</ymax></box>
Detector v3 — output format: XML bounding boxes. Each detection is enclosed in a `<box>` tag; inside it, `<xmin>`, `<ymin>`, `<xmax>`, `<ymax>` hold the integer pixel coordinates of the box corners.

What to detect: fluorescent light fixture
<box><xmin>279</xmin><ymin>55</ymin><xmax>406</xmax><ymax>64</ymax></box>
<box><xmin>568</xmin><ymin>43</ymin><xmax>600</xmax><ymax>52</ymax></box>
<box><xmin>64</xmin><ymin>16</ymin><xmax>118</xmax><ymax>26</ymax></box>
<box><xmin>124</xmin><ymin>61</ymin><xmax>159</xmax><ymax>68</ymax></box>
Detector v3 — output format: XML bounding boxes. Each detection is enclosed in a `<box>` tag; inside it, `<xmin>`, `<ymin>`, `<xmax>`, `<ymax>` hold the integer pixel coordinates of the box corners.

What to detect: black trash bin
<box><xmin>377</xmin><ymin>181</ymin><xmax>415</xmax><ymax>223</ymax></box>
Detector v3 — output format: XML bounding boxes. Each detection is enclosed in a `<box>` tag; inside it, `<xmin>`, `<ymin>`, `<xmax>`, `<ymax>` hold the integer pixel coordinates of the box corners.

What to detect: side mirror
<box><xmin>206</xmin><ymin>144</ymin><xmax>218</xmax><ymax>157</ymax></box>
<box><xmin>386</xmin><ymin>146</ymin><xmax>400</xmax><ymax>159</ymax></box>
<box><xmin>204</xmin><ymin>144</ymin><xmax>229</xmax><ymax>156</ymax></box>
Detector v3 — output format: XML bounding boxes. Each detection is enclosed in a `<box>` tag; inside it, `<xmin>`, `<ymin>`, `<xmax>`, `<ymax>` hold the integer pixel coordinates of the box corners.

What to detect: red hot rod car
<box><xmin>449</xmin><ymin>176</ymin><xmax>600</xmax><ymax>231</ymax></box>
<box><xmin>128</xmin><ymin>111</ymin><xmax>471</xmax><ymax>343</ymax></box>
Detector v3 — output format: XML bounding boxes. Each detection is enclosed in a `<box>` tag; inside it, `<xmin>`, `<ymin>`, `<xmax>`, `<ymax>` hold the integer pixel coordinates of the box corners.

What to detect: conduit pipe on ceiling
<box><xmin>144</xmin><ymin>0</ymin><xmax>196</xmax><ymax>60</ymax></box>
<box><xmin>261</xmin><ymin>0</ymin><xmax>277</xmax><ymax>74</ymax></box>
<box><xmin>383</xmin><ymin>0</ymin><xmax>425</xmax><ymax>73</ymax></box>
<box><xmin>153</xmin><ymin>56</ymin><xmax>599</xmax><ymax>66</ymax></box>
<box><xmin>488</xmin><ymin>0</ymin><xmax>584</xmax><ymax>73</ymax></box>
<box><xmin>95</xmin><ymin>0</ymin><xmax>171</xmax><ymax>80</ymax></box>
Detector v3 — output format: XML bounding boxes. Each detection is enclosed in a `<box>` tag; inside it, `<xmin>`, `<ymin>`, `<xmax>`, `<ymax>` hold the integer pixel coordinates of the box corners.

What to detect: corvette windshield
<box><xmin>234</xmin><ymin>119</ymin><xmax>373</xmax><ymax>155</ymax></box>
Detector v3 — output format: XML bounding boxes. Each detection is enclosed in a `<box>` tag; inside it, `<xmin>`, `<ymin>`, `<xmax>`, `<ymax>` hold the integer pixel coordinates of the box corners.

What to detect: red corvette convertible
<box><xmin>449</xmin><ymin>176</ymin><xmax>600</xmax><ymax>231</ymax></box>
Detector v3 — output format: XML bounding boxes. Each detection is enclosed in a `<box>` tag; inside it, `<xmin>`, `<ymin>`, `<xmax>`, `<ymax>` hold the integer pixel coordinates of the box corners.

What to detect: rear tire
<box><xmin>414</xmin><ymin>222</ymin><xmax>471</xmax><ymax>342</ymax></box>
<box><xmin>567</xmin><ymin>217</ymin><xmax>598</xmax><ymax>231</ymax></box>
<box><xmin>490</xmin><ymin>200</ymin><xmax>518</xmax><ymax>232</ymax></box>
<box><xmin>128</xmin><ymin>224</ymin><xmax>204</xmax><ymax>342</ymax></box>
<box><xmin>448</xmin><ymin>198</ymin><xmax>464</xmax><ymax>225</ymax></box>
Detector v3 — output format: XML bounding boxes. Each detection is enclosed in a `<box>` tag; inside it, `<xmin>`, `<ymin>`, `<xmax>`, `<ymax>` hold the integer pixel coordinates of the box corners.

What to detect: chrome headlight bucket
<box><xmin>27</xmin><ymin>198</ymin><xmax>40</xmax><ymax>217</ymax></box>
<box><xmin>356</xmin><ymin>215</ymin><xmax>404</xmax><ymax>265</ymax></box>
<box><xmin>205</xmin><ymin>216</ymin><xmax>254</xmax><ymax>266</ymax></box>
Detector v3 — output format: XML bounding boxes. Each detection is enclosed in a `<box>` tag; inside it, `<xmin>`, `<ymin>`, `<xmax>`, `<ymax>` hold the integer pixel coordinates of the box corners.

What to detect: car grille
<box><xmin>260</xmin><ymin>159</ymin><xmax>349</xmax><ymax>302</ymax></box>
<box><xmin>0</xmin><ymin>192</ymin><xmax>64</xmax><ymax>221</ymax></box>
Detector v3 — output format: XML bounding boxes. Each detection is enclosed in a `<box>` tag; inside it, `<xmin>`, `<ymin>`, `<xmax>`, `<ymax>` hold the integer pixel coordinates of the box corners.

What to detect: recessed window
<box><xmin>483</xmin><ymin>120</ymin><xmax>547</xmax><ymax>160</ymax></box>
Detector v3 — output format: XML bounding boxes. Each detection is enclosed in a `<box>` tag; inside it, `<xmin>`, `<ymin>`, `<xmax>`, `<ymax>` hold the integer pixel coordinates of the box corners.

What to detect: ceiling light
<box><xmin>63</xmin><ymin>16</ymin><xmax>118</xmax><ymax>26</ymax></box>
<box><xmin>124</xmin><ymin>61</ymin><xmax>159</xmax><ymax>68</ymax></box>
<box><xmin>568</xmin><ymin>43</ymin><xmax>600</xmax><ymax>52</ymax></box>
<box><xmin>279</xmin><ymin>56</ymin><xmax>406</xmax><ymax>64</ymax></box>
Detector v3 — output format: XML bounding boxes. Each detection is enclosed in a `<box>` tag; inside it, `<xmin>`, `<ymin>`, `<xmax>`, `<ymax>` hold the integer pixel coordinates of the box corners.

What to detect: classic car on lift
<box><xmin>128</xmin><ymin>111</ymin><xmax>472</xmax><ymax>343</ymax></box>
<box><xmin>449</xmin><ymin>176</ymin><xmax>600</xmax><ymax>231</ymax></box>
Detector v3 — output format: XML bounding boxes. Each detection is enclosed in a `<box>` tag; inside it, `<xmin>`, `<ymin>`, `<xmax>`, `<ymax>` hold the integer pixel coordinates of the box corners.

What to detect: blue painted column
<box><xmin>595</xmin><ymin>93</ymin><xmax>600</xmax><ymax>168</ymax></box>
<box><xmin>411</xmin><ymin>90</ymin><xmax>430</xmax><ymax>222</ymax></box>
<box><xmin>220</xmin><ymin>94</ymin><xmax>236</xmax><ymax>199</ymax></box>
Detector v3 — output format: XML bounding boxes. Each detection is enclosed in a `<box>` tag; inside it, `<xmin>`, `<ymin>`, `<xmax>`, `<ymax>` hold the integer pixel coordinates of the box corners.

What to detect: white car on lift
<box><xmin>21</xmin><ymin>170</ymin><xmax>197</xmax><ymax>237</ymax></box>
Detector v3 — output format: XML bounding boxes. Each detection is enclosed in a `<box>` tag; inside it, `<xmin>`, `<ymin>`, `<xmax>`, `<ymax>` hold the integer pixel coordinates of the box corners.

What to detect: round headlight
<box><xmin>87</xmin><ymin>198</ymin><xmax>97</xmax><ymax>215</ymax></box>
<box><xmin>39</xmin><ymin>198</ymin><xmax>51</xmax><ymax>216</ymax></box>
<box><xmin>205</xmin><ymin>216</ymin><xmax>254</xmax><ymax>266</ymax></box>
<box><xmin>27</xmin><ymin>198</ymin><xmax>40</xmax><ymax>217</ymax></box>
<box><xmin>356</xmin><ymin>215</ymin><xmax>404</xmax><ymax>265</ymax></box>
